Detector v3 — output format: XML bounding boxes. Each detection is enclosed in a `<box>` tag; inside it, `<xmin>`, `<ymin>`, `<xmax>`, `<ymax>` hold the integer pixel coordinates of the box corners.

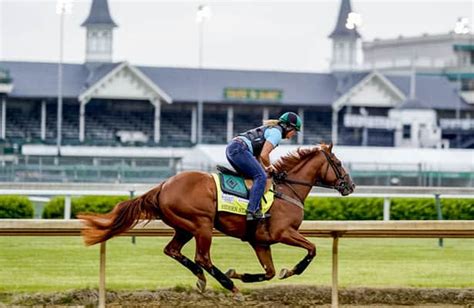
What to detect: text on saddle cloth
<box><xmin>212</xmin><ymin>173</ymin><xmax>274</xmax><ymax>215</ymax></box>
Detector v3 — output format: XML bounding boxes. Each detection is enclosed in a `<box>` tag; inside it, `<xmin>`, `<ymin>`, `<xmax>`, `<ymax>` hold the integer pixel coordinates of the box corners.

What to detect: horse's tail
<box><xmin>78</xmin><ymin>182</ymin><xmax>165</xmax><ymax>246</ymax></box>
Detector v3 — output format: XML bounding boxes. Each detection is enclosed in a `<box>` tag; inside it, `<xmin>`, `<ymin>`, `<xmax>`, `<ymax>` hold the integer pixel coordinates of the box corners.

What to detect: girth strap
<box><xmin>272</xmin><ymin>190</ymin><xmax>304</xmax><ymax>210</ymax></box>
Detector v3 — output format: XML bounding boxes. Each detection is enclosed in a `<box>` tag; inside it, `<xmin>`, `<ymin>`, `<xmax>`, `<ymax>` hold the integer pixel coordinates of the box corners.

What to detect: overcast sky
<box><xmin>0</xmin><ymin>0</ymin><xmax>472</xmax><ymax>72</ymax></box>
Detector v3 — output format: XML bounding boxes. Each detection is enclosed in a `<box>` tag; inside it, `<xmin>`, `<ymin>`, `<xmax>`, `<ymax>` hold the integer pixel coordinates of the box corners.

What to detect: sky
<box><xmin>0</xmin><ymin>0</ymin><xmax>473</xmax><ymax>72</ymax></box>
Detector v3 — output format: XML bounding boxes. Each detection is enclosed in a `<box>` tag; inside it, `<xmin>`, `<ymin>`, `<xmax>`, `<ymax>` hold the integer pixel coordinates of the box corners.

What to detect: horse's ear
<box><xmin>328</xmin><ymin>142</ymin><xmax>333</xmax><ymax>152</ymax></box>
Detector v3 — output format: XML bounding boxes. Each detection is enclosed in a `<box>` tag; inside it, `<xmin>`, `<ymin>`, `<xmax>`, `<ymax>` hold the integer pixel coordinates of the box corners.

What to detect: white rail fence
<box><xmin>1</xmin><ymin>184</ymin><xmax>474</xmax><ymax>307</ymax></box>
<box><xmin>1</xmin><ymin>183</ymin><xmax>473</xmax><ymax>221</ymax></box>
<box><xmin>1</xmin><ymin>219</ymin><xmax>473</xmax><ymax>308</ymax></box>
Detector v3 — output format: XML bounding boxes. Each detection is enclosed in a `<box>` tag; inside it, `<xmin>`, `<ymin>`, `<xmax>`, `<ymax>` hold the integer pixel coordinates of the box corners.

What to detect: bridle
<box><xmin>314</xmin><ymin>150</ymin><xmax>353</xmax><ymax>194</ymax></box>
<box><xmin>272</xmin><ymin>150</ymin><xmax>353</xmax><ymax>207</ymax></box>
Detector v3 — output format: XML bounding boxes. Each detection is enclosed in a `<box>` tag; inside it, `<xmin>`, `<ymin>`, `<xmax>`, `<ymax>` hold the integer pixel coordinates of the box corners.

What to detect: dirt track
<box><xmin>2</xmin><ymin>286</ymin><xmax>473</xmax><ymax>307</ymax></box>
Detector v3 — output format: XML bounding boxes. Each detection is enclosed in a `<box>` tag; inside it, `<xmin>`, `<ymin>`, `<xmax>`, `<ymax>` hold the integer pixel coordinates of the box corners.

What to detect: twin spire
<box><xmin>81</xmin><ymin>0</ymin><xmax>117</xmax><ymax>64</ymax></box>
<box><xmin>80</xmin><ymin>0</ymin><xmax>358</xmax><ymax>72</ymax></box>
<box><xmin>329</xmin><ymin>0</ymin><xmax>361</xmax><ymax>39</ymax></box>
<box><xmin>329</xmin><ymin>0</ymin><xmax>361</xmax><ymax>71</ymax></box>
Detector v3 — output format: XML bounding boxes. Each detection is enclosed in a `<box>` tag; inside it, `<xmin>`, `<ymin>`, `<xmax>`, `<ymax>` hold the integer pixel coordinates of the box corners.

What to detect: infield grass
<box><xmin>0</xmin><ymin>236</ymin><xmax>472</xmax><ymax>292</ymax></box>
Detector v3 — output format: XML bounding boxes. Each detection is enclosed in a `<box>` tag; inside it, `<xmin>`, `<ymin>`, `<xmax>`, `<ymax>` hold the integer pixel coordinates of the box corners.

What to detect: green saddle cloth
<box><xmin>218</xmin><ymin>172</ymin><xmax>249</xmax><ymax>199</ymax></box>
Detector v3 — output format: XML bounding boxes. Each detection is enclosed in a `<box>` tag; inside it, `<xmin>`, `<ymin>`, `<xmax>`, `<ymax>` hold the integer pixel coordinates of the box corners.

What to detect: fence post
<box><xmin>435</xmin><ymin>194</ymin><xmax>443</xmax><ymax>247</ymax></box>
<box><xmin>99</xmin><ymin>242</ymin><xmax>106</xmax><ymax>308</ymax></box>
<box><xmin>383</xmin><ymin>197</ymin><xmax>391</xmax><ymax>221</ymax></box>
<box><xmin>64</xmin><ymin>195</ymin><xmax>71</xmax><ymax>220</ymax></box>
<box><xmin>332</xmin><ymin>233</ymin><xmax>339</xmax><ymax>308</ymax></box>
<box><xmin>130</xmin><ymin>190</ymin><xmax>136</xmax><ymax>245</ymax></box>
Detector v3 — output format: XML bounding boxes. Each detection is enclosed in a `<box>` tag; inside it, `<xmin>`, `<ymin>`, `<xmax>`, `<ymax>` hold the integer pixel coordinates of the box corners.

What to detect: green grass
<box><xmin>0</xmin><ymin>236</ymin><xmax>472</xmax><ymax>292</ymax></box>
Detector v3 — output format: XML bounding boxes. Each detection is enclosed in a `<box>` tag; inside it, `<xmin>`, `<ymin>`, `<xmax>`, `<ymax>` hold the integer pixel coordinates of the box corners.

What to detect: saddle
<box><xmin>211</xmin><ymin>168</ymin><xmax>275</xmax><ymax>217</ymax></box>
<box><xmin>216</xmin><ymin>165</ymin><xmax>272</xmax><ymax>199</ymax></box>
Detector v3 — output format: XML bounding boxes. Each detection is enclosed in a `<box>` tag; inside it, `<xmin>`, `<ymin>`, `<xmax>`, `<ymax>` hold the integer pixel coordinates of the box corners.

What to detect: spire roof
<box><xmin>329</xmin><ymin>0</ymin><xmax>361</xmax><ymax>39</ymax></box>
<box><xmin>81</xmin><ymin>0</ymin><xmax>117</xmax><ymax>27</ymax></box>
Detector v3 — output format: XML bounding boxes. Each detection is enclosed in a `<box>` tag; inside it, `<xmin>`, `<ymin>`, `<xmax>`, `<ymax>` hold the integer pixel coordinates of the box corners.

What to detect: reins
<box><xmin>271</xmin><ymin>150</ymin><xmax>347</xmax><ymax>209</ymax></box>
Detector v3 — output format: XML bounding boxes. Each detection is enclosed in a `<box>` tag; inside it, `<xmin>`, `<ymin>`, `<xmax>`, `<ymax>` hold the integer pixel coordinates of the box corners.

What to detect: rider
<box><xmin>225</xmin><ymin>111</ymin><xmax>302</xmax><ymax>221</ymax></box>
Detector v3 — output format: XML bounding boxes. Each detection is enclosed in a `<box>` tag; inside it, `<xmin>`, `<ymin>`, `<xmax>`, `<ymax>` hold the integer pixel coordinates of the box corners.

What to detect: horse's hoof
<box><xmin>225</xmin><ymin>269</ymin><xmax>236</xmax><ymax>278</ymax></box>
<box><xmin>233</xmin><ymin>292</ymin><xmax>244</xmax><ymax>301</ymax></box>
<box><xmin>196</xmin><ymin>278</ymin><xmax>206</xmax><ymax>293</ymax></box>
<box><xmin>278</xmin><ymin>268</ymin><xmax>289</xmax><ymax>279</ymax></box>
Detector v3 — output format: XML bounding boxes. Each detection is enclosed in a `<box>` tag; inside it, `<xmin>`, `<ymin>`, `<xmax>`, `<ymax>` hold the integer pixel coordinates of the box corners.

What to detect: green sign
<box><xmin>224</xmin><ymin>88</ymin><xmax>283</xmax><ymax>102</ymax></box>
<box><xmin>0</xmin><ymin>68</ymin><xmax>12</xmax><ymax>84</ymax></box>
<box><xmin>453</xmin><ymin>44</ymin><xmax>474</xmax><ymax>51</ymax></box>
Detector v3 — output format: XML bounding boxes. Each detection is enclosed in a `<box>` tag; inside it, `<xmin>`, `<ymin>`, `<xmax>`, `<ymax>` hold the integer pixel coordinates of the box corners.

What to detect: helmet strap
<box><xmin>278</xmin><ymin>123</ymin><xmax>290</xmax><ymax>138</ymax></box>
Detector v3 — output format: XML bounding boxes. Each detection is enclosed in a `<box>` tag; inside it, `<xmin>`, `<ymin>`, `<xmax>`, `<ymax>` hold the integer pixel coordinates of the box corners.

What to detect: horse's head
<box><xmin>273</xmin><ymin>143</ymin><xmax>355</xmax><ymax>196</ymax></box>
<box><xmin>317</xmin><ymin>143</ymin><xmax>355</xmax><ymax>196</ymax></box>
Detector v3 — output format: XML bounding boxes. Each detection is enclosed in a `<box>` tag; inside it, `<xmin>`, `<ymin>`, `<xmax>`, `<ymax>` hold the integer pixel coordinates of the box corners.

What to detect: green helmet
<box><xmin>279</xmin><ymin>112</ymin><xmax>302</xmax><ymax>131</ymax></box>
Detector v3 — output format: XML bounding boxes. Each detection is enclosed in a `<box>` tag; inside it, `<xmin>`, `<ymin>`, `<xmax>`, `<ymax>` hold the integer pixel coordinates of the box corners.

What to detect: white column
<box><xmin>153</xmin><ymin>99</ymin><xmax>161</xmax><ymax>143</ymax></box>
<box><xmin>79</xmin><ymin>101</ymin><xmax>85</xmax><ymax>142</ymax></box>
<box><xmin>227</xmin><ymin>106</ymin><xmax>234</xmax><ymax>142</ymax></box>
<box><xmin>412</xmin><ymin>123</ymin><xmax>419</xmax><ymax>147</ymax></box>
<box><xmin>191</xmin><ymin>105</ymin><xmax>197</xmax><ymax>144</ymax></box>
<box><xmin>262</xmin><ymin>107</ymin><xmax>269</xmax><ymax>122</ymax></box>
<box><xmin>1</xmin><ymin>97</ymin><xmax>6</xmax><ymax>139</ymax></box>
<box><xmin>41</xmin><ymin>100</ymin><xmax>46</xmax><ymax>140</ymax></box>
<box><xmin>298</xmin><ymin>107</ymin><xmax>304</xmax><ymax>144</ymax></box>
<box><xmin>394</xmin><ymin>123</ymin><xmax>402</xmax><ymax>147</ymax></box>
<box><xmin>332</xmin><ymin>107</ymin><xmax>339</xmax><ymax>145</ymax></box>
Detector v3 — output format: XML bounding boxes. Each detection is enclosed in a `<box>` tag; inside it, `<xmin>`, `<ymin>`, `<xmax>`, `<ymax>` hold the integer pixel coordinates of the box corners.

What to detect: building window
<box><xmin>470</xmin><ymin>51</ymin><xmax>474</xmax><ymax>65</ymax></box>
<box><xmin>402</xmin><ymin>124</ymin><xmax>411</xmax><ymax>139</ymax></box>
<box><xmin>98</xmin><ymin>38</ymin><xmax>105</xmax><ymax>51</ymax></box>
<box><xmin>89</xmin><ymin>32</ymin><xmax>98</xmax><ymax>51</ymax></box>
<box><xmin>461</xmin><ymin>79</ymin><xmax>474</xmax><ymax>91</ymax></box>
<box><xmin>336</xmin><ymin>42</ymin><xmax>344</xmax><ymax>61</ymax></box>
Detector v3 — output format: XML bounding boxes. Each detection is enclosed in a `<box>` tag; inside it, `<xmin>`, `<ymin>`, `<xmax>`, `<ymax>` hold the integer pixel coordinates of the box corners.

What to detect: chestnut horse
<box><xmin>79</xmin><ymin>143</ymin><xmax>354</xmax><ymax>298</ymax></box>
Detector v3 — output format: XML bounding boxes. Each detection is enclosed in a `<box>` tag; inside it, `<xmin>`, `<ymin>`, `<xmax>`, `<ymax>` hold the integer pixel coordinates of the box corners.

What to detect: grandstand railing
<box><xmin>1</xmin><ymin>162</ymin><xmax>473</xmax><ymax>186</ymax></box>
<box><xmin>1</xmin><ymin>219</ymin><xmax>472</xmax><ymax>308</ymax></box>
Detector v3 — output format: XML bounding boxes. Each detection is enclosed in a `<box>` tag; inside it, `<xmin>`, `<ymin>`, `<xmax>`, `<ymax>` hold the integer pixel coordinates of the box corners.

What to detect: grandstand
<box><xmin>0</xmin><ymin>0</ymin><xmax>473</xmax><ymax>185</ymax></box>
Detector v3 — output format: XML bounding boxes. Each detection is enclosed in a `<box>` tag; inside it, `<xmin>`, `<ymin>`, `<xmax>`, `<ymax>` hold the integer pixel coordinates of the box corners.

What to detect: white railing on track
<box><xmin>1</xmin><ymin>182</ymin><xmax>474</xmax><ymax>197</ymax></box>
<box><xmin>1</xmin><ymin>219</ymin><xmax>473</xmax><ymax>308</ymax></box>
<box><xmin>1</xmin><ymin>183</ymin><xmax>473</xmax><ymax>222</ymax></box>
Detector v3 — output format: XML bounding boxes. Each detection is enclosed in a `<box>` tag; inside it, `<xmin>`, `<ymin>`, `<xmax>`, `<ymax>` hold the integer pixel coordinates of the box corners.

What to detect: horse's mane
<box><xmin>273</xmin><ymin>144</ymin><xmax>326</xmax><ymax>172</ymax></box>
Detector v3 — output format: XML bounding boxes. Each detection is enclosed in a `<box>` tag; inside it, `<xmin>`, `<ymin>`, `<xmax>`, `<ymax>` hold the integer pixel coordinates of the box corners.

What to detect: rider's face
<box><xmin>286</xmin><ymin>128</ymin><xmax>297</xmax><ymax>139</ymax></box>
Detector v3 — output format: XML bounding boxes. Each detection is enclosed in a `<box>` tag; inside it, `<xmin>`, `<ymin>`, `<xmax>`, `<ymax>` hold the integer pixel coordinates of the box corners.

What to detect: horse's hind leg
<box><xmin>163</xmin><ymin>229</ymin><xmax>207</xmax><ymax>292</ymax></box>
<box><xmin>226</xmin><ymin>243</ymin><xmax>276</xmax><ymax>283</ymax></box>
<box><xmin>278</xmin><ymin>229</ymin><xmax>316</xmax><ymax>279</ymax></box>
<box><xmin>193</xmin><ymin>227</ymin><xmax>242</xmax><ymax>299</ymax></box>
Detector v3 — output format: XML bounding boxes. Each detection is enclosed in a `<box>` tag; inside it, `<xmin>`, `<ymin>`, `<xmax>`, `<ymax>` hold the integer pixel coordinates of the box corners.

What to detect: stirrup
<box><xmin>246</xmin><ymin>212</ymin><xmax>257</xmax><ymax>221</ymax></box>
<box><xmin>246</xmin><ymin>210</ymin><xmax>270</xmax><ymax>221</ymax></box>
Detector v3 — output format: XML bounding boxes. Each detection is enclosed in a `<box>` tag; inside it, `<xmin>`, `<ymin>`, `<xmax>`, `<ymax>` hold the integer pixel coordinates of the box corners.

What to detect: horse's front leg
<box><xmin>226</xmin><ymin>243</ymin><xmax>276</xmax><ymax>283</ymax></box>
<box><xmin>278</xmin><ymin>228</ymin><xmax>316</xmax><ymax>279</ymax></box>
